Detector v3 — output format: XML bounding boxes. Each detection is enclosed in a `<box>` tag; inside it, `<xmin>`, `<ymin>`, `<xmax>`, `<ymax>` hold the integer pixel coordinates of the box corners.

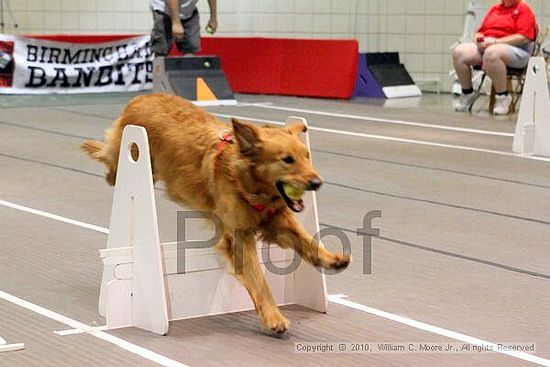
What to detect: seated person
<box><xmin>452</xmin><ymin>0</ymin><xmax>537</xmax><ymax>115</ymax></box>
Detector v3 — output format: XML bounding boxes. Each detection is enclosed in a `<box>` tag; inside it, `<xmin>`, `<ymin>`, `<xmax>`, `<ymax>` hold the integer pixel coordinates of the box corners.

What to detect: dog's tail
<box><xmin>81</xmin><ymin>140</ymin><xmax>109</xmax><ymax>164</ymax></box>
<box><xmin>81</xmin><ymin>118</ymin><xmax>124</xmax><ymax>186</ymax></box>
<box><xmin>81</xmin><ymin>139</ymin><xmax>118</xmax><ymax>186</ymax></box>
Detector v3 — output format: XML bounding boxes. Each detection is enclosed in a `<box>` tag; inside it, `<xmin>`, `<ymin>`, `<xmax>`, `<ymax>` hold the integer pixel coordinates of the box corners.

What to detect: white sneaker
<box><xmin>453</xmin><ymin>92</ymin><xmax>479</xmax><ymax>112</ymax></box>
<box><xmin>493</xmin><ymin>94</ymin><xmax>512</xmax><ymax>115</ymax></box>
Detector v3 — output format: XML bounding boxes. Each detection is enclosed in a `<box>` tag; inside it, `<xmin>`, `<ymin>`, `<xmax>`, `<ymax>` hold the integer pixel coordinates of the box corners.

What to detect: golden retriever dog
<box><xmin>82</xmin><ymin>93</ymin><xmax>350</xmax><ymax>334</ymax></box>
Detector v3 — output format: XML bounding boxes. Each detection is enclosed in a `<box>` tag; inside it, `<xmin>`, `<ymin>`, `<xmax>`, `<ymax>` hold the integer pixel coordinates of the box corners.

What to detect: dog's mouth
<box><xmin>276</xmin><ymin>181</ymin><xmax>305</xmax><ymax>212</ymax></box>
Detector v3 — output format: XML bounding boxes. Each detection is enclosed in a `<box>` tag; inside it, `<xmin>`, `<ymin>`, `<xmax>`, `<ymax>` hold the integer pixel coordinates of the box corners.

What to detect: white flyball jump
<box><xmin>98</xmin><ymin>117</ymin><xmax>327</xmax><ymax>335</ymax></box>
<box><xmin>512</xmin><ymin>57</ymin><xmax>550</xmax><ymax>157</ymax></box>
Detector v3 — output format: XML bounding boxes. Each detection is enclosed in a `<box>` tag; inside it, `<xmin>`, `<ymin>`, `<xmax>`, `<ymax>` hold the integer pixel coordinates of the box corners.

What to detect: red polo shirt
<box><xmin>478</xmin><ymin>1</ymin><xmax>537</xmax><ymax>40</ymax></box>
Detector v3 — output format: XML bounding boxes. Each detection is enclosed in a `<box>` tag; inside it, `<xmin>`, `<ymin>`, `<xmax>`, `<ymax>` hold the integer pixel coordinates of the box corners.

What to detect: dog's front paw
<box><xmin>316</xmin><ymin>252</ymin><xmax>351</xmax><ymax>270</ymax></box>
<box><xmin>329</xmin><ymin>253</ymin><xmax>351</xmax><ymax>270</ymax></box>
<box><xmin>261</xmin><ymin>309</ymin><xmax>290</xmax><ymax>335</ymax></box>
<box><xmin>312</xmin><ymin>247</ymin><xmax>351</xmax><ymax>270</ymax></box>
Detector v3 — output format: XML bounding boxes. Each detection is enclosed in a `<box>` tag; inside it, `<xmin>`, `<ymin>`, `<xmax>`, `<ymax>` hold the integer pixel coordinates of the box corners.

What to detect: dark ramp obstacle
<box><xmin>354</xmin><ymin>52</ymin><xmax>421</xmax><ymax>99</ymax></box>
<box><xmin>153</xmin><ymin>56</ymin><xmax>237</xmax><ymax>106</ymax></box>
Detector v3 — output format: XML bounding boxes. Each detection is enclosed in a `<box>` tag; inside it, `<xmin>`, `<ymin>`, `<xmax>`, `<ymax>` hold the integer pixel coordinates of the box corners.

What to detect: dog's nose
<box><xmin>308</xmin><ymin>178</ymin><xmax>323</xmax><ymax>191</ymax></box>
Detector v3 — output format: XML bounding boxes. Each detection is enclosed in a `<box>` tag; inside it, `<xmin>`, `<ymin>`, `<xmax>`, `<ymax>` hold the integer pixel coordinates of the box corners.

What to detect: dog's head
<box><xmin>232</xmin><ymin>118</ymin><xmax>322</xmax><ymax>213</ymax></box>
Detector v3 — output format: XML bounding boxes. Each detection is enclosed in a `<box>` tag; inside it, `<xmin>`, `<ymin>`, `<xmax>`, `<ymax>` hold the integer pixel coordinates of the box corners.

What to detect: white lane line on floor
<box><xmin>0</xmin><ymin>199</ymin><xmax>109</xmax><ymax>234</ymax></box>
<box><xmin>213</xmin><ymin>113</ymin><xmax>550</xmax><ymax>163</ymax></box>
<box><xmin>0</xmin><ymin>290</ymin><xmax>189</xmax><ymax>367</ymax></box>
<box><xmin>3</xmin><ymin>200</ymin><xmax>549</xmax><ymax>366</ymax></box>
<box><xmin>245</xmin><ymin>103</ymin><xmax>514</xmax><ymax>137</ymax></box>
<box><xmin>329</xmin><ymin>295</ymin><xmax>550</xmax><ymax>367</ymax></box>
<box><xmin>236</xmin><ymin>102</ymin><xmax>274</xmax><ymax>107</ymax></box>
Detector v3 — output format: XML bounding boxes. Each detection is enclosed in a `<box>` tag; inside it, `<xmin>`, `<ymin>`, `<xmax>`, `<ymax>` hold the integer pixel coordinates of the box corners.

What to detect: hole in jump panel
<box><xmin>128</xmin><ymin>142</ymin><xmax>140</xmax><ymax>163</ymax></box>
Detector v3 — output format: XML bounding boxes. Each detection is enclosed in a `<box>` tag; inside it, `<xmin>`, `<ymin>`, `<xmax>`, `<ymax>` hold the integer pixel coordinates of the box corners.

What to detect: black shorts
<box><xmin>150</xmin><ymin>9</ymin><xmax>201</xmax><ymax>56</ymax></box>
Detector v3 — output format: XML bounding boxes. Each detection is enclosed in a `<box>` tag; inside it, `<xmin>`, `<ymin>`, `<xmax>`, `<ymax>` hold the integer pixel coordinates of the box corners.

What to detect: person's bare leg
<box><xmin>452</xmin><ymin>43</ymin><xmax>482</xmax><ymax>90</ymax></box>
<box><xmin>483</xmin><ymin>44</ymin><xmax>516</xmax><ymax>114</ymax></box>
<box><xmin>482</xmin><ymin>44</ymin><xmax>513</xmax><ymax>93</ymax></box>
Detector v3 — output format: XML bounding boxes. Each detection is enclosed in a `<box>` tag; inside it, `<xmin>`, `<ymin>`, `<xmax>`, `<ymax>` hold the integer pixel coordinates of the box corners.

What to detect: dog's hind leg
<box><xmin>216</xmin><ymin>232</ymin><xmax>289</xmax><ymax>334</ymax></box>
<box><xmin>265</xmin><ymin>211</ymin><xmax>351</xmax><ymax>270</ymax></box>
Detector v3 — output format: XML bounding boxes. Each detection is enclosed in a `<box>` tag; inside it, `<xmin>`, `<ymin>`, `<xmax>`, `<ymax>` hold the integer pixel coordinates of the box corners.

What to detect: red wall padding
<box><xmin>24</xmin><ymin>34</ymin><xmax>138</xmax><ymax>43</ymax></box>
<box><xmin>24</xmin><ymin>35</ymin><xmax>358</xmax><ymax>99</ymax></box>
<box><xmin>197</xmin><ymin>38</ymin><xmax>358</xmax><ymax>99</ymax></box>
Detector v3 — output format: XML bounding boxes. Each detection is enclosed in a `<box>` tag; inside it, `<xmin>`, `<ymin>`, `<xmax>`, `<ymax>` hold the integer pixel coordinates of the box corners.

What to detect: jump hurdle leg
<box><xmin>285</xmin><ymin>116</ymin><xmax>328</xmax><ymax>313</ymax></box>
<box><xmin>98</xmin><ymin>125</ymin><xmax>169</xmax><ymax>335</ymax></box>
<box><xmin>512</xmin><ymin>57</ymin><xmax>550</xmax><ymax>156</ymax></box>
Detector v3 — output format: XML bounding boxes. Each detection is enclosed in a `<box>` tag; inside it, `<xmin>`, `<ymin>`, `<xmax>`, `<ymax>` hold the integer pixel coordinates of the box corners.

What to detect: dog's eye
<box><xmin>282</xmin><ymin>155</ymin><xmax>295</xmax><ymax>164</ymax></box>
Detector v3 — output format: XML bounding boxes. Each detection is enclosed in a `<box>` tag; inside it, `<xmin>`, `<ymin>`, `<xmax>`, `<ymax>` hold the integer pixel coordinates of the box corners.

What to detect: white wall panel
<box><xmin>2</xmin><ymin>0</ymin><xmax>548</xmax><ymax>93</ymax></box>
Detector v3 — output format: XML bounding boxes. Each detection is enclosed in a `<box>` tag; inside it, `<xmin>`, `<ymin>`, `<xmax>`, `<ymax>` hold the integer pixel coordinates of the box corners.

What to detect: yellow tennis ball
<box><xmin>283</xmin><ymin>184</ymin><xmax>304</xmax><ymax>200</ymax></box>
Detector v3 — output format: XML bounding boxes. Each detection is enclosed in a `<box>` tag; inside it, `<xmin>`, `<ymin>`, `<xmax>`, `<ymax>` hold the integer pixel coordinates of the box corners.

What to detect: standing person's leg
<box><xmin>151</xmin><ymin>11</ymin><xmax>173</xmax><ymax>56</ymax></box>
<box><xmin>178</xmin><ymin>9</ymin><xmax>201</xmax><ymax>55</ymax></box>
<box><xmin>452</xmin><ymin>42</ymin><xmax>482</xmax><ymax>112</ymax></box>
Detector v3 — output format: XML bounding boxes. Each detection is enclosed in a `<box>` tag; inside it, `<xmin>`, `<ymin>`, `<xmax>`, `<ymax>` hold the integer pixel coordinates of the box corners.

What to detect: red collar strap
<box><xmin>226</xmin><ymin>143</ymin><xmax>277</xmax><ymax>221</ymax></box>
<box><xmin>216</xmin><ymin>130</ymin><xmax>234</xmax><ymax>152</ymax></box>
<box><xmin>241</xmin><ymin>193</ymin><xmax>276</xmax><ymax>220</ymax></box>
<box><xmin>235</xmin><ymin>179</ymin><xmax>277</xmax><ymax>220</ymax></box>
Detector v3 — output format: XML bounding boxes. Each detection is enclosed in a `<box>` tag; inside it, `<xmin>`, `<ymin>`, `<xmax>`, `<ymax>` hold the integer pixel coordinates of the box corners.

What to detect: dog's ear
<box><xmin>286</xmin><ymin>122</ymin><xmax>307</xmax><ymax>135</ymax></box>
<box><xmin>232</xmin><ymin>118</ymin><xmax>261</xmax><ymax>155</ymax></box>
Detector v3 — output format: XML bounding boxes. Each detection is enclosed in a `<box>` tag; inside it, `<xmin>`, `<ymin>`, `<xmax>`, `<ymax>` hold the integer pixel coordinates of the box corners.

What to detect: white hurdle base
<box><xmin>512</xmin><ymin>57</ymin><xmax>550</xmax><ymax>157</ymax></box>
<box><xmin>98</xmin><ymin>117</ymin><xmax>327</xmax><ymax>335</ymax></box>
<box><xmin>0</xmin><ymin>336</ymin><xmax>24</xmax><ymax>353</ymax></box>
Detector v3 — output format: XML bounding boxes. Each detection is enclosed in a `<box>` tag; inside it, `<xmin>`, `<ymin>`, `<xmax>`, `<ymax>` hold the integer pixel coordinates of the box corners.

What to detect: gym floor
<box><xmin>0</xmin><ymin>91</ymin><xmax>549</xmax><ymax>367</ymax></box>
